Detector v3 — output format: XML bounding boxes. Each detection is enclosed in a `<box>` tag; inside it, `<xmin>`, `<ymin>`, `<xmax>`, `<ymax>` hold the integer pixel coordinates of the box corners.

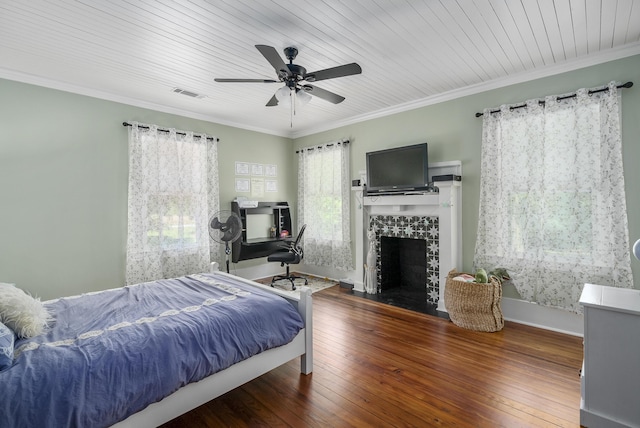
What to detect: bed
<box><xmin>0</xmin><ymin>264</ymin><xmax>313</xmax><ymax>428</ymax></box>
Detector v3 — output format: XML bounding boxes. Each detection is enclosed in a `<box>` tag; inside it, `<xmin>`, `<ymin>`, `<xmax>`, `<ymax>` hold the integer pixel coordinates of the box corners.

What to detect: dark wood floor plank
<box><xmin>246</xmin><ymin>365</ymin><xmax>366</xmax><ymax>427</ymax></box>
<box><xmin>162</xmin><ymin>285</ymin><xmax>583</xmax><ymax>427</ymax></box>
<box><xmin>313</xmin><ymin>307</ymin><xmax>579</xmax><ymax>422</ymax></box>
<box><xmin>312</xmin><ymin>328</ymin><xmax>574</xmax><ymax>427</ymax></box>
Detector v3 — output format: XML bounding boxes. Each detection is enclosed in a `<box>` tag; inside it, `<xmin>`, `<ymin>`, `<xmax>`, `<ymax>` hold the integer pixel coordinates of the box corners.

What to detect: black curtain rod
<box><xmin>296</xmin><ymin>140</ymin><xmax>350</xmax><ymax>154</ymax></box>
<box><xmin>475</xmin><ymin>81</ymin><xmax>633</xmax><ymax>118</ymax></box>
<box><xmin>122</xmin><ymin>122</ymin><xmax>219</xmax><ymax>142</ymax></box>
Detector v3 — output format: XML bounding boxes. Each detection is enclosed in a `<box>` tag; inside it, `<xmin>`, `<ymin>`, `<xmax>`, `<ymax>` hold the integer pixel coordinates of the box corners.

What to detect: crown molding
<box><xmin>0</xmin><ymin>68</ymin><xmax>291</xmax><ymax>138</ymax></box>
<box><xmin>3</xmin><ymin>41</ymin><xmax>640</xmax><ymax>141</ymax></box>
<box><xmin>291</xmin><ymin>43</ymin><xmax>640</xmax><ymax>139</ymax></box>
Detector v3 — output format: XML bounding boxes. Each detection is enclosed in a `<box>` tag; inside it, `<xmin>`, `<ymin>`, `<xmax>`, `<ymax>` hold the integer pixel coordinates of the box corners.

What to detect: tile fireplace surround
<box><xmin>370</xmin><ymin>215</ymin><xmax>440</xmax><ymax>304</ymax></box>
<box><xmin>355</xmin><ymin>165</ymin><xmax>462</xmax><ymax>315</ymax></box>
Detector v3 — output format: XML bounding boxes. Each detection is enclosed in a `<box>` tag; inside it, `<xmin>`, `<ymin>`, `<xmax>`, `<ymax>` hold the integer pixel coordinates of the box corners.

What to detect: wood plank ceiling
<box><xmin>1</xmin><ymin>0</ymin><xmax>640</xmax><ymax>137</ymax></box>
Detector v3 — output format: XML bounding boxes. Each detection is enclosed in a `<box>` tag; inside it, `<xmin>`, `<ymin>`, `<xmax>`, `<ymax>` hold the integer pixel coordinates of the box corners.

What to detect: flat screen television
<box><xmin>365</xmin><ymin>143</ymin><xmax>429</xmax><ymax>195</ymax></box>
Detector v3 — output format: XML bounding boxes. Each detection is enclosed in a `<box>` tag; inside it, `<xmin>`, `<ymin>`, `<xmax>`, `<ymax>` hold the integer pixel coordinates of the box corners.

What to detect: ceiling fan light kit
<box><xmin>297</xmin><ymin>88</ymin><xmax>312</xmax><ymax>105</ymax></box>
<box><xmin>215</xmin><ymin>44</ymin><xmax>361</xmax><ymax>125</ymax></box>
<box><xmin>275</xmin><ymin>86</ymin><xmax>292</xmax><ymax>103</ymax></box>
<box><xmin>275</xmin><ymin>86</ymin><xmax>311</xmax><ymax>108</ymax></box>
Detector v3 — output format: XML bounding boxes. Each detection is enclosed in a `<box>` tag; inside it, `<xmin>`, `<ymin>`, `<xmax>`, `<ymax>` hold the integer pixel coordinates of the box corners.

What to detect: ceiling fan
<box><xmin>214</xmin><ymin>45</ymin><xmax>362</xmax><ymax>108</ymax></box>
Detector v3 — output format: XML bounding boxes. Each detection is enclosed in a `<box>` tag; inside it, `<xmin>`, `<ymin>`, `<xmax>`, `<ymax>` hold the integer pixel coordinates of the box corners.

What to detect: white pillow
<box><xmin>0</xmin><ymin>320</ymin><xmax>15</xmax><ymax>370</ymax></box>
<box><xmin>0</xmin><ymin>283</ymin><xmax>51</xmax><ymax>338</ymax></box>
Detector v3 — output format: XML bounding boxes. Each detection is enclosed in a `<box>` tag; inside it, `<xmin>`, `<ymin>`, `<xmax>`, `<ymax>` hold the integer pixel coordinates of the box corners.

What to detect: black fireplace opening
<box><xmin>360</xmin><ymin>236</ymin><xmax>437</xmax><ymax>315</ymax></box>
<box><xmin>380</xmin><ymin>236</ymin><xmax>427</xmax><ymax>290</ymax></box>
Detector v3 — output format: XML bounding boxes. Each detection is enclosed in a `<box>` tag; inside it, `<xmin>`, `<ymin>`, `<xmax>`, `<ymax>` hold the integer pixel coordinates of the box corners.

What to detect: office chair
<box><xmin>268</xmin><ymin>224</ymin><xmax>308</xmax><ymax>290</ymax></box>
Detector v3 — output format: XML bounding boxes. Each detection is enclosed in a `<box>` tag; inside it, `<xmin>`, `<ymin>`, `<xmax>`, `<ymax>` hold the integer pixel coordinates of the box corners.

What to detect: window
<box><xmin>146</xmin><ymin>194</ymin><xmax>201</xmax><ymax>248</ymax></box>
<box><xmin>126</xmin><ymin>123</ymin><xmax>219</xmax><ymax>284</ymax></box>
<box><xmin>475</xmin><ymin>84</ymin><xmax>633</xmax><ymax>312</ymax></box>
<box><xmin>297</xmin><ymin>141</ymin><xmax>353</xmax><ymax>270</ymax></box>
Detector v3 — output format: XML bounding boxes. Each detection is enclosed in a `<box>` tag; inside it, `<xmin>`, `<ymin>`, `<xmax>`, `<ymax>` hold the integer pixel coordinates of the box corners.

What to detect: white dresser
<box><xmin>579</xmin><ymin>283</ymin><xmax>640</xmax><ymax>428</ymax></box>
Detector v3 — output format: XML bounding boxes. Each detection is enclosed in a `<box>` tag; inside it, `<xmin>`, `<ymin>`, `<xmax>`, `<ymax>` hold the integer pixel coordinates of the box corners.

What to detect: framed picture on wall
<box><xmin>235</xmin><ymin>178</ymin><xmax>250</xmax><ymax>192</ymax></box>
<box><xmin>235</xmin><ymin>162</ymin><xmax>249</xmax><ymax>175</ymax></box>
<box><xmin>251</xmin><ymin>178</ymin><xmax>264</xmax><ymax>197</ymax></box>
<box><xmin>251</xmin><ymin>163</ymin><xmax>264</xmax><ymax>176</ymax></box>
<box><xmin>265</xmin><ymin>164</ymin><xmax>277</xmax><ymax>177</ymax></box>
<box><xmin>266</xmin><ymin>180</ymin><xmax>277</xmax><ymax>192</ymax></box>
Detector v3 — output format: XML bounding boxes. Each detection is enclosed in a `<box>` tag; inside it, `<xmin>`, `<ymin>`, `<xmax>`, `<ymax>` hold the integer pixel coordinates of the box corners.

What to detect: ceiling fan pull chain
<box><xmin>290</xmin><ymin>90</ymin><xmax>294</xmax><ymax>128</ymax></box>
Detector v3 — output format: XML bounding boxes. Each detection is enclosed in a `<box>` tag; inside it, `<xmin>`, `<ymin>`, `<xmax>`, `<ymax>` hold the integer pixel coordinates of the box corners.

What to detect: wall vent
<box><xmin>171</xmin><ymin>87</ymin><xmax>205</xmax><ymax>99</ymax></box>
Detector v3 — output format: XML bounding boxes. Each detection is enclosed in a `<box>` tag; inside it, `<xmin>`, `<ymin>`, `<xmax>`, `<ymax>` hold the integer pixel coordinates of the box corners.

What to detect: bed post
<box><xmin>298</xmin><ymin>287</ymin><xmax>313</xmax><ymax>375</ymax></box>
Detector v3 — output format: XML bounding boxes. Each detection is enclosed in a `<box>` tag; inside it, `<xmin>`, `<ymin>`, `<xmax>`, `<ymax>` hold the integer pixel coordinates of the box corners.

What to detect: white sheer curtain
<box><xmin>298</xmin><ymin>141</ymin><xmax>353</xmax><ymax>271</ymax></box>
<box><xmin>126</xmin><ymin>122</ymin><xmax>220</xmax><ymax>284</ymax></box>
<box><xmin>474</xmin><ymin>82</ymin><xmax>633</xmax><ymax>313</ymax></box>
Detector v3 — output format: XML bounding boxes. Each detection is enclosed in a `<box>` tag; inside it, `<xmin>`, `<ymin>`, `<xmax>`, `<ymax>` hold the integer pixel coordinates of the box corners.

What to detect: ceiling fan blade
<box><xmin>304</xmin><ymin>85</ymin><xmax>345</xmax><ymax>104</ymax></box>
<box><xmin>214</xmin><ymin>78</ymin><xmax>278</xmax><ymax>83</ymax></box>
<box><xmin>255</xmin><ymin>45</ymin><xmax>291</xmax><ymax>78</ymax></box>
<box><xmin>266</xmin><ymin>94</ymin><xmax>279</xmax><ymax>106</ymax></box>
<box><xmin>305</xmin><ymin>63</ymin><xmax>362</xmax><ymax>82</ymax></box>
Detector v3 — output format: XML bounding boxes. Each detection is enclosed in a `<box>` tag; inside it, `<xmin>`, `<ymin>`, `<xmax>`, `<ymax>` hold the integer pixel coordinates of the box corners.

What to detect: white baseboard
<box><xmin>501</xmin><ymin>297</ymin><xmax>583</xmax><ymax>337</ymax></box>
<box><xmin>294</xmin><ymin>263</ymin><xmax>356</xmax><ymax>284</ymax></box>
<box><xmin>230</xmin><ymin>262</ymin><xmax>584</xmax><ymax>337</ymax></box>
<box><xmin>353</xmin><ymin>281</ymin><xmax>365</xmax><ymax>292</ymax></box>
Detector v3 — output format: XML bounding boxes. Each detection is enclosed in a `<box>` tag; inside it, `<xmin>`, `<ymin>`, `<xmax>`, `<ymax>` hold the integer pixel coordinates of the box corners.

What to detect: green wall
<box><xmin>294</xmin><ymin>54</ymin><xmax>640</xmax><ymax>295</ymax></box>
<box><xmin>0</xmin><ymin>79</ymin><xmax>293</xmax><ymax>299</ymax></box>
<box><xmin>2</xmin><ymin>54</ymin><xmax>639</xmax><ymax>300</ymax></box>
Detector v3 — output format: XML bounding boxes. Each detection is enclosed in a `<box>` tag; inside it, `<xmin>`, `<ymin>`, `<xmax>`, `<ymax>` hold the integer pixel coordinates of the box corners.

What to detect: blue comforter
<box><xmin>0</xmin><ymin>273</ymin><xmax>304</xmax><ymax>428</ymax></box>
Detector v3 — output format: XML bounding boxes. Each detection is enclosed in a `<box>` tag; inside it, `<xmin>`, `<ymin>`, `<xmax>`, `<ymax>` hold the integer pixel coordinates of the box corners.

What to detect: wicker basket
<box><xmin>444</xmin><ymin>269</ymin><xmax>504</xmax><ymax>332</ymax></box>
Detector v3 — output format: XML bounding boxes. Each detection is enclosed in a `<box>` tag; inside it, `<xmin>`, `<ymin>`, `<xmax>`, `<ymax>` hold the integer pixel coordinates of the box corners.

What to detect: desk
<box><xmin>231</xmin><ymin>201</ymin><xmax>292</xmax><ymax>262</ymax></box>
<box><xmin>579</xmin><ymin>283</ymin><xmax>640</xmax><ymax>428</ymax></box>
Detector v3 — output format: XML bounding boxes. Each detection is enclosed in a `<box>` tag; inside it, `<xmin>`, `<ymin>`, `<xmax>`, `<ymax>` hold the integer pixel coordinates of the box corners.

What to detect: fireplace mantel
<box><xmin>353</xmin><ymin>161</ymin><xmax>462</xmax><ymax>314</ymax></box>
<box><xmin>361</xmin><ymin>193</ymin><xmax>440</xmax><ymax>210</ymax></box>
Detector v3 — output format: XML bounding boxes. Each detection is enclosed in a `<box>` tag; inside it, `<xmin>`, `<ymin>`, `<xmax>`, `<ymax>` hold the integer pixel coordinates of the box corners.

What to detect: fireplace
<box><xmin>357</xmin><ymin>176</ymin><xmax>462</xmax><ymax>315</ymax></box>
<box><xmin>370</xmin><ymin>215</ymin><xmax>439</xmax><ymax>305</ymax></box>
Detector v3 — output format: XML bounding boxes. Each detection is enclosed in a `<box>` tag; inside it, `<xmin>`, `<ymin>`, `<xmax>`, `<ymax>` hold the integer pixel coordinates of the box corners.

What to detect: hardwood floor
<box><xmin>162</xmin><ymin>285</ymin><xmax>584</xmax><ymax>427</ymax></box>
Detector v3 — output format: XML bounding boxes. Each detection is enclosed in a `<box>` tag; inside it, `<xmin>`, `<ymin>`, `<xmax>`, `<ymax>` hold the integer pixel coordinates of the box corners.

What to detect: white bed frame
<box><xmin>112</xmin><ymin>266</ymin><xmax>313</xmax><ymax>428</ymax></box>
